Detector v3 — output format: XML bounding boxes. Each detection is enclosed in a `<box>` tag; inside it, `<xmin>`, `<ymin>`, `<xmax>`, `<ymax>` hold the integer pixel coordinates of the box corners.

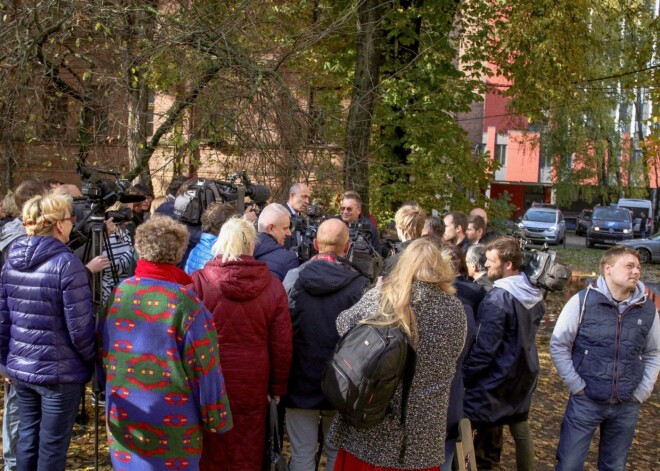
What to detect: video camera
<box><xmin>69</xmin><ymin>165</ymin><xmax>146</xmax><ymax>250</ymax></box>
<box><xmin>346</xmin><ymin>220</ymin><xmax>384</xmax><ymax>283</ymax></box>
<box><xmin>174</xmin><ymin>171</ymin><xmax>270</xmax><ymax>224</ymax></box>
<box><xmin>290</xmin><ymin>203</ymin><xmax>327</xmax><ymax>263</ymax></box>
<box><xmin>515</xmin><ymin>236</ymin><xmax>572</xmax><ymax>292</ymax></box>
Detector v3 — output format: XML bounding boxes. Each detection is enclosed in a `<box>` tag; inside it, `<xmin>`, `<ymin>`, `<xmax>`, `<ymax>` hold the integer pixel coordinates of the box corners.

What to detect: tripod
<box><xmin>75</xmin><ymin>207</ymin><xmax>119</xmax><ymax>471</ymax></box>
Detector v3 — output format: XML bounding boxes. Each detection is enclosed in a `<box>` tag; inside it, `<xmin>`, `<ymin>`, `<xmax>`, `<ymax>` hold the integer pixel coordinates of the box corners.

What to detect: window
<box><xmin>495</xmin><ymin>144</ymin><xmax>507</xmax><ymax>167</ymax></box>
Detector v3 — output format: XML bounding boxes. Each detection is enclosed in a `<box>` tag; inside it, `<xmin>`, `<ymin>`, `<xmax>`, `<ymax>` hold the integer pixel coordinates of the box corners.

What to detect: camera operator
<box><xmin>337</xmin><ymin>191</ymin><xmax>381</xmax><ymax>253</ymax></box>
<box><xmin>98</xmin><ymin>202</ymin><xmax>136</xmax><ymax>304</ymax></box>
<box><xmin>161</xmin><ymin>177</ymin><xmax>204</xmax><ymax>268</ymax></box>
<box><xmin>284</xmin><ymin>183</ymin><xmax>311</xmax><ymax>250</ymax></box>
<box><xmin>51</xmin><ymin>184</ymin><xmax>113</xmax><ymax>276</ymax></box>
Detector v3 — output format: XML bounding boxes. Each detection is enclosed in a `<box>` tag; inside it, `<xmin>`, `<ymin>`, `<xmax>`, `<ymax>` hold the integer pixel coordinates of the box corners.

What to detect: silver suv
<box><xmin>517</xmin><ymin>208</ymin><xmax>566</xmax><ymax>245</ymax></box>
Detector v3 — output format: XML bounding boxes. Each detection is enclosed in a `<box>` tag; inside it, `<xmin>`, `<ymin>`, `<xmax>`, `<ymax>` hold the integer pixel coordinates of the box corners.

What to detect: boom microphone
<box><xmin>245</xmin><ymin>184</ymin><xmax>271</xmax><ymax>203</ymax></box>
<box><xmin>118</xmin><ymin>194</ymin><xmax>147</xmax><ymax>204</ymax></box>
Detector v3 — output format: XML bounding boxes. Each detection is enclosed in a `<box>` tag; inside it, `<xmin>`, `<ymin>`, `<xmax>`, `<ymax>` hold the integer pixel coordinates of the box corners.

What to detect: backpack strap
<box><xmin>577</xmin><ymin>285</ymin><xmax>593</xmax><ymax>327</ymax></box>
<box><xmin>398</xmin><ymin>344</ymin><xmax>417</xmax><ymax>464</ymax></box>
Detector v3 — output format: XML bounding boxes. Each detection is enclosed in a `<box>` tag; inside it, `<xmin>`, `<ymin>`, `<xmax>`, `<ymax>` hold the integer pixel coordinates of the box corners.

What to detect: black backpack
<box><xmin>322</xmin><ymin>322</ymin><xmax>416</xmax><ymax>430</ymax></box>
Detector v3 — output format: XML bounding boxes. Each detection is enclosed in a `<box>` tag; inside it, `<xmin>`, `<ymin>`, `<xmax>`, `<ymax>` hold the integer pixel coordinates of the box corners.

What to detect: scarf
<box><xmin>134</xmin><ymin>259</ymin><xmax>192</xmax><ymax>285</ymax></box>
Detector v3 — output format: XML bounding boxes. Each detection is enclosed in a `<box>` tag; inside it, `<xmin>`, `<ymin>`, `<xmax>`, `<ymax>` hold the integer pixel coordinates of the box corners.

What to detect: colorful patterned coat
<box><xmin>99</xmin><ymin>261</ymin><xmax>233</xmax><ymax>470</ymax></box>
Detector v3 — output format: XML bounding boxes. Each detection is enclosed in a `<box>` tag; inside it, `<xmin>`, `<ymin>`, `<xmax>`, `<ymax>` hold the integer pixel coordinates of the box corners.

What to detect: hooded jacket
<box><xmin>190</xmin><ymin>255</ymin><xmax>292</xmax><ymax>471</ymax></box>
<box><xmin>253</xmin><ymin>232</ymin><xmax>299</xmax><ymax>281</ymax></box>
<box><xmin>0</xmin><ymin>236</ymin><xmax>95</xmax><ymax>384</ymax></box>
<box><xmin>0</xmin><ymin>218</ymin><xmax>25</xmax><ymax>255</ymax></box>
<box><xmin>283</xmin><ymin>254</ymin><xmax>369</xmax><ymax>409</ymax></box>
<box><xmin>463</xmin><ymin>273</ymin><xmax>544</xmax><ymax>425</ymax></box>
<box><xmin>551</xmin><ymin>277</ymin><xmax>660</xmax><ymax>403</ymax></box>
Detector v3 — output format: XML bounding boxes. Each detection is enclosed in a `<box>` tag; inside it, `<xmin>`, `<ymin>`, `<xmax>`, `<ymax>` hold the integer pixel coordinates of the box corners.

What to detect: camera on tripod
<box><xmin>514</xmin><ymin>235</ymin><xmax>572</xmax><ymax>292</ymax></box>
<box><xmin>69</xmin><ymin>165</ymin><xmax>146</xmax><ymax>250</ymax></box>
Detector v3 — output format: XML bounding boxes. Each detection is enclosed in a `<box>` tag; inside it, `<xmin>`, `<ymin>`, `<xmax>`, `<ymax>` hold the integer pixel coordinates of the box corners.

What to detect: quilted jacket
<box><xmin>184</xmin><ymin>232</ymin><xmax>217</xmax><ymax>274</ymax></box>
<box><xmin>189</xmin><ymin>255</ymin><xmax>293</xmax><ymax>471</ymax></box>
<box><xmin>0</xmin><ymin>236</ymin><xmax>95</xmax><ymax>384</ymax></box>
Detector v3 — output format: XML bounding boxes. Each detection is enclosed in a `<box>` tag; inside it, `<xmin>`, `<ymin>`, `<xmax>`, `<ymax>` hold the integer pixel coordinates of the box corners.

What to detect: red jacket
<box><xmin>190</xmin><ymin>255</ymin><xmax>292</xmax><ymax>471</ymax></box>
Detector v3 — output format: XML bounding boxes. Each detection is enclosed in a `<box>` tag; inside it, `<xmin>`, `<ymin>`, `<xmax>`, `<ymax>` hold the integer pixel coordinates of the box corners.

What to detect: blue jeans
<box><xmin>555</xmin><ymin>394</ymin><xmax>641</xmax><ymax>471</ymax></box>
<box><xmin>3</xmin><ymin>381</ymin><xmax>19</xmax><ymax>471</ymax></box>
<box><xmin>13</xmin><ymin>380</ymin><xmax>84</xmax><ymax>471</ymax></box>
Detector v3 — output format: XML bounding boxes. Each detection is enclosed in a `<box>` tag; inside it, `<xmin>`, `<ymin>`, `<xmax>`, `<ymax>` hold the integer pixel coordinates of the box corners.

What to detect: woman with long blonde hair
<box><xmin>329</xmin><ymin>237</ymin><xmax>467</xmax><ymax>471</ymax></box>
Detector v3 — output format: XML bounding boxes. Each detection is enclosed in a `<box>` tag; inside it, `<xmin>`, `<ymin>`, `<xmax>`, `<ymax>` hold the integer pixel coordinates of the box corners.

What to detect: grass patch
<box><xmin>552</xmin><ymin>246</ymin><xmax>660</xmax><ymax>283</ymax></box>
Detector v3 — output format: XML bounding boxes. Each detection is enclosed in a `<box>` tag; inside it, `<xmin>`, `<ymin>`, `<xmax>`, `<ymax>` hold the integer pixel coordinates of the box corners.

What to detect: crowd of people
<box><xmin>0</xmin><ymin>177</ymin><xmax>658</xmax><ymax>471</ymax></box>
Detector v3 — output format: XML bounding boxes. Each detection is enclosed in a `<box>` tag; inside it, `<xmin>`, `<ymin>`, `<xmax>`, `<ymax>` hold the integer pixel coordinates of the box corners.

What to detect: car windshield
<box><xmin>592</xmin><ymin>208</ymin><xmax>630</xmax><ymax>221</ymax></box>
<box><xmin>618</xmin><ymin>206</ymin><xmax>647</xmax><ymax>219</ymax></box>
<box><xmin>523</xmin><ymin>210</ymin><xmax>557</xmax><ymax>223</ymax></box>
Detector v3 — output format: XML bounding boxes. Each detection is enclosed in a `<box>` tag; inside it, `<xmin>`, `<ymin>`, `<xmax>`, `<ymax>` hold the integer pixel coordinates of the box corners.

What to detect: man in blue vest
<box><xmin>551</xmin><ymin>245</ymin><xmax>660</xmax><ymax>470</ymax></box>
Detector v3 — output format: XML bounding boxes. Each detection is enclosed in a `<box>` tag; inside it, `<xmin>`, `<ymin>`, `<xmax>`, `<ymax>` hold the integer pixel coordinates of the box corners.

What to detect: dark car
<box><xmin>621</xmin><ymin>233</ymin><xmax>660</xmax><ymax>263</ymax></box>
<box><xmin>586</xmin><ymin>206</ymin><xmax>633</xmax><ymax>248</ymax></box>
<box><xmin>576</xmin><ymin>209</ymin><xmax>592</xmax><ymax>236</ymax></box>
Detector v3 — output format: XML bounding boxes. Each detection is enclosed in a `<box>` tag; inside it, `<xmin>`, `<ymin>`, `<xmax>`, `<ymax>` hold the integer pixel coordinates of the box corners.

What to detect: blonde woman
<box><xmin>190</xmin><ymin>217</ymin><xmax>293</xmax><ymax>471</ymax></box>
<box><xmin>0</xmin><ymin>194</ymin><xmax>95</xmax><ymax>471</ymax></box>
<box><xmin>329</xmin><ymin>237</ymin><xmax>467</xmax><ymax>471</ymax></box>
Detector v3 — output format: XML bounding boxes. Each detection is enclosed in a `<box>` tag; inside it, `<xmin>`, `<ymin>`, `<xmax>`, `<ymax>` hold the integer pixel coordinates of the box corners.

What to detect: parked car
<box><xmin>586</xmin><ymin>206</ymin><xmax>633</xmax><ymax>248</ymax></box>
<box><xmin>576</xmin><ymin>209</ymin><xmax>592</xmax><ymax>236</ymax></box>
<box><xmin>621</xmin><ymin>233</ymin><xmax>660</xmax><ymax>263</ymax></box>
<box><xmin>517</xmin><ymin>207</ymin><xmax>566</xmax><ymax>245</ymax></box>
<box><xmin>617</xmin><ymin>198</ymin><xmax>654</xmax><ymax>237</ymax></box>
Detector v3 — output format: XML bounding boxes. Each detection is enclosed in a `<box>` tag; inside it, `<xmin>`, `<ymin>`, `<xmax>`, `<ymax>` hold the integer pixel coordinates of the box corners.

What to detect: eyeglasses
<box><xmin>340</xmin><ymin>207</ymin><xmax>355</xmax><ymax>213</ymax></box>
<box><xmin>61</xmin><ymin>215</ymin><xmax>76</xmax><ymax>224</ymax></box>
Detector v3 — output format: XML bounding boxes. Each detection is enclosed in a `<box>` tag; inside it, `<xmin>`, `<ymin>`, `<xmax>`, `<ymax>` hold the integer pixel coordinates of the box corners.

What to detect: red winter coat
<box><xmin>190</xmin><ymin>256</ymin><xmax>292</xmax><ymax>471</ymax></box>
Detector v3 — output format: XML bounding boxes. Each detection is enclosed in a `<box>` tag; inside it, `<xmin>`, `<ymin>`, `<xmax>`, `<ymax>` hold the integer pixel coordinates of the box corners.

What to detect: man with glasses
<box><xmin>338</xmin><ymin>191</ymin><xmax>381</xmax><ymax>253</ymax></box>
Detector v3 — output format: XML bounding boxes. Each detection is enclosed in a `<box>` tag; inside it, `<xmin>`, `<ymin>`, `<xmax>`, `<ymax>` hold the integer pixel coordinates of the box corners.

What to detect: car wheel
<box><xmin>638</xmin><ymin>248</ymin><xmax>651</xmax><ymax>264</ymax></box>
<box><xmin>586</xmin><ymin>236</ymin><xmax>594</xmax><ymax>248</ymax></box>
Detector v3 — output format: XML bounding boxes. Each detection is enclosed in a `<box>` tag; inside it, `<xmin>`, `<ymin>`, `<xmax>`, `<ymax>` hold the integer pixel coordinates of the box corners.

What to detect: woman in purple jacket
<box><xmin>0</xmin><ymin>194</ymin><xmax>95</xmax><ymax>471</ymax></box>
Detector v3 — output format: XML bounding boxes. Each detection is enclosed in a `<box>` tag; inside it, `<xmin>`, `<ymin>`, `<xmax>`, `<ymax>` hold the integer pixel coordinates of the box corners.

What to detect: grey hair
<box><xmin>466</xmin><ymin>243</ymin><xmax>487</xmax><ymax>272</ymax></box>
<box><xmin>289</xmin><ymin>182</ymin><xmax>305</xmax><ymax>194</ymax></box>
<box><xmin>257</xmin><ymin>203</ymin><xmax>290</xmax><ymax>232</ymax></box>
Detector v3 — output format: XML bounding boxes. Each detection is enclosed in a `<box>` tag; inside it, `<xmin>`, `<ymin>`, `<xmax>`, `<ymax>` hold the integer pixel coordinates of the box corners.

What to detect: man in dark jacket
<box><xmin>466</xmin><ymin>243</ymin><xmax>493</xmax><ymax>292</ymax></box>
<box><xmin>284</xmin><ymin>182</ymin><xmax>311</xmax><ymax>251</ymax></box>
<box><xmin>443</xmin><ymin>211</ymin><xmax>470</xmax><ymax>254</ymax></box>
<box><xmin>254</xmin><ymin>203</ymin><xmax>299</xmax><ymax>280</ymax></box>
<box><xmin>463</xmin><ymin>237</ymin><xmax>544</xmax><ymax>471</ymax></box>
<box><xmin>337</xmin><ymin>191</ymin><xmax>381</xmax><ymax>253</ymax></box>
<box><xmin>550</xmin><ymin>246</ymin><xmax>659</xmax><ymax>470</ymax></box>
<box><xmin>282</xmin><ymin>218</ymin><xmax>368</xmax><ymax>471</ymax></box>
<box><xmin>470</xmin><ymin>207</ymin><xmax>500</xmax><ymax>245</ymax></box>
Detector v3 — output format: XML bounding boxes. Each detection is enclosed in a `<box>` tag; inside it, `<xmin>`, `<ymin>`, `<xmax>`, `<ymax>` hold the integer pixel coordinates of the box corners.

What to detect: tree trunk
<box><xmin>127</xmin><ymin>82</ymin><xmax>150</xmax><ymax>187</ymax></box>
<box><xmin>343</xmin><ymin>0</ymin><xmax>387</xmax><ymax>214</ymax></box>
